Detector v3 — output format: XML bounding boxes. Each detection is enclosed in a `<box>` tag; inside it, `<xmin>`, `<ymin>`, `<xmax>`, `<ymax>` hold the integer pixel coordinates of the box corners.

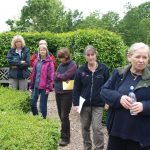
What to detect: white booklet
<box><xmin>77</xmin><ymin>96</ymin><xmax>85</xmax><ymax>113</ymax></box>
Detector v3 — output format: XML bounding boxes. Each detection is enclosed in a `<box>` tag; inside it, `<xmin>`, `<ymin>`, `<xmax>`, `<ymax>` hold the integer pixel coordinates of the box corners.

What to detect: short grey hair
<box><xmin>128</xmin><ymin>42</ymin><xmax>150</xmax><ymax>58</ymax></box>
<box><xmin>39</xmin><ymin>40</ymin><xmax>47</xmax><ymax>46</ymax></box>
<box><xmin>11</xmin><ymin>35</ymin><xmax>25</xmax><ymax>48</ymax></box>
<box><xmin>84</xmin><ymin>45</ymin><xmax>96</xmax><ymax>55</ymax></box>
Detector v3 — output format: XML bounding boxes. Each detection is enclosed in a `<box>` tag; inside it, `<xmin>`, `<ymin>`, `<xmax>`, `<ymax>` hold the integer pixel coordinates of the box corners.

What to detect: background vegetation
<box><xmin>5</xmin><ymin>0</ymin><xmax>150</xmax><ymax>46</ymax></box>
<box><xmin>0</xmin><ymin>86</ymin><xmax>60</xmax><ymax>150</ymax></box>
<box><xmin>0</xmin><ymin>29</ymin><xmax>127</xmax><ymax>71</ymax></box>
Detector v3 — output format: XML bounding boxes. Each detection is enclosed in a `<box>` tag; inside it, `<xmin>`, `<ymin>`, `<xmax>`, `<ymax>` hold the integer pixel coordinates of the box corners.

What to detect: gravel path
<box><xmin>47</xmin><ymin>92</ymin><xmax>108</xmax><ymax>150</ymax></box>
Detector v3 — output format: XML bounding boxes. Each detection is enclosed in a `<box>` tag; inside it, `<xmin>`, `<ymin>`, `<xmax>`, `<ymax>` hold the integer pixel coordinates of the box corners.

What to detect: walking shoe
<box><xmin>59</xmin><ymin>139</ymin><xmax>70</xmax><ymax>146</ymax></box>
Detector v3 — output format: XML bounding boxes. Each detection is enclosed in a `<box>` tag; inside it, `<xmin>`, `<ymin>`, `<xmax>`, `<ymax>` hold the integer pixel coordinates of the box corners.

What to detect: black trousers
<box><xmin>107</xmin><ymin>135</ymin><xmax>150</xmax><ymax>150</ymax></box>
<box><xmin>55</xmin><ymin>92</ymin><xmax>72</xmax><ymax>142</ymax></box>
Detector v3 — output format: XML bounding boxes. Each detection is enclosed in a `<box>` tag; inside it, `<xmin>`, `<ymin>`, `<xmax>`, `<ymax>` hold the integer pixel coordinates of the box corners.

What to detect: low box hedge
<box><xmin>0</xmin><ymin>86</ymin><xmax>30</xmax><ymax>113</ymax></box>
<box><xmin>0</xmin><ymin>111</ymin><xmax>60</xmax><ymax>150</ymax></box>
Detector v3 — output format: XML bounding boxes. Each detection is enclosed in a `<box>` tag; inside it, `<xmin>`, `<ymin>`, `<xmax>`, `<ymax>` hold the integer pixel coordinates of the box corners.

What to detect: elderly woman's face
<box><xmin>15</xmin><ymin>40</ymin><xmax>22</xmax><ymax>49</ymax></box>
<box><xmin>85</xmin><ymin>51</ymin><xmax>96</xmax><ymax>64</ymax></box>
<box><xmin>128</xmin><ymin>48</ymin><xmax>149</xmax><ymax>72</ymax></box>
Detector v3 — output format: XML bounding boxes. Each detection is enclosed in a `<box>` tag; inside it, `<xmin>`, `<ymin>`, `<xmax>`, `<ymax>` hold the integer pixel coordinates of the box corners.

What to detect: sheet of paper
<box><xmin>77</xmin><ymin>96</ymin><xmax>85</xmax><ymax>113</ymax></box>
<box><xmin>62</xmin><ymin>80</ymin><xmax>74</xmax><ymax>90</ymax></box>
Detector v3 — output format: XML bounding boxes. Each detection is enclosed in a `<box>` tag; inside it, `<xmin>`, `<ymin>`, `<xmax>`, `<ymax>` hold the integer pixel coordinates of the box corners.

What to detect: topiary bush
<box><xmin>0</xmin><ymin>86</ymin><xmax>30</xmax><ymax>113</ymax></box>
<box><xmin>0</xmin><ymin>111</ymin><xmax>60</xmax><ymax>150</ymax></box>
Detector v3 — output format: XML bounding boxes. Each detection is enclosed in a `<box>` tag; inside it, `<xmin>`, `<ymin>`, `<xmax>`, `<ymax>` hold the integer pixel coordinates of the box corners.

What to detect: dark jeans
<box><xmin>31</xmin><ymin>88</ymin><xmax>48</xmax><ymax>119</ymax></box>
<box><xmin>107</xmin><ymin>135</ymin><xmax>150</xmax><ymax>150</ymax></box>
<box><xmin>55</xmin><ymin>92</ymin><xmax>72</xmax><ymax>142</ymax></box>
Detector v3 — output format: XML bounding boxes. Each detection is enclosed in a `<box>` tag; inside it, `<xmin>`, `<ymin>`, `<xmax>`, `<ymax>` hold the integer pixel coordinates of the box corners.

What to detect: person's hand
<box><xmin>104</xmin><ymin>104</ymin><xmax>109</xmax><ymax>110</ymax></box>
<box><xmin>46</xmin><ymin>90</ymin><xmax>49</xmax><ymax>94</ymax></box>
<box><xmin>120</xmin><ymin>95</ymin><xmax>132</xmax><ymax>109</ymax></box>
<box><xmin>29</xmin><ymin>89</ymin><xmax>32</xmax><ymax>92</ymax></box>
<box><xmin>21</xmin><ymin>60</ymin><xmax>26</xmax><ymax>64</ymax></box>
<box><xmin>130</xmin><ymin>102</ymin><xmax>143</xmax><ymax>115</ymax></box>
<box><xmin>73</xmin><ymin>106</ymin><xmax>79</xmax><ymax>112</ymax></box>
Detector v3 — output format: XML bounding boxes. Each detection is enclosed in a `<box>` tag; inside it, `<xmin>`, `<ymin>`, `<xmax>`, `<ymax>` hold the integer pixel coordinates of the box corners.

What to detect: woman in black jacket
<box><xmin>7</xmin><ymin>35</ymin><xmax>30</xmax><ymax>90</ymax></box>
<box><xmin>73</xmin><ymin>45</ymin><xmax>109</xmax><ymax>150</ymax></box>
<box><xmin>101</xmin><ymin>42</ymin><xmax>150</xmax><ymax>150</ymax></box>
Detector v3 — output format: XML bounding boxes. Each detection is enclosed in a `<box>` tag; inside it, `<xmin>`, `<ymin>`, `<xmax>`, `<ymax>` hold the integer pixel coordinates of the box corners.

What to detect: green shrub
<box><xmin>0</xmin><ymin>86</ymin><xmax>30</xmax><ymax>113</ymax></box>
<box><xmin>0</xmin><ymin>111</ymin><xmax>60</xmax><ymax>150</ymax></box>
<box><xmin>0</xmin><ymin>29</ymin><xmax>126</xmax><ymax>71</ymax></box>
<box><xmin>102</xmin><ymin>109</ymin><xmax>108</xmax><ymax>124</ymax></box>
<box><xmin>69</xmin><ymin>29</ymin><xmax>127</xmax><ymax>70</ymax></box>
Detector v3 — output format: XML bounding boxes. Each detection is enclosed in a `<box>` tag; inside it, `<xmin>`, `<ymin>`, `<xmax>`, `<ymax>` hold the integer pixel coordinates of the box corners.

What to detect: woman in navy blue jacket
<box><xmin>100</xmin><ymin>42</ymin><xmax>150</xmax><ymax>150</ymax></box>
<box><xmin>7</xmin><ymin>35</ymin><xmax>30</xmax><ymax>90</ymax></box>
<box><xmin>73</xmin><ymin>45</ymin><xmax>109</xmax><ymax>150</ymax></box>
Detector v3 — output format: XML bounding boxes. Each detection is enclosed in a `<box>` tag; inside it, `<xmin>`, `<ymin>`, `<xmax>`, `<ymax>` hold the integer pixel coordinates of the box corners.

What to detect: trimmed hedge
<box><xmin>0</xmin><ymin>111</ymin><xmax>60</xmax><ymax>150</ymax></box>
<box><xmin>0</xmin><ymin>86</ymin><xmax>30</xmax><ymax>113</ymax></box>
<box><xmin>0</xmin><ymin>29</ymin><xmax>127</xmax><ymax>71</ymax></box>
<box><xmin>0</xmin><ymin>86</ymin><xmax>60</xmax><ymax>149</ymax></box>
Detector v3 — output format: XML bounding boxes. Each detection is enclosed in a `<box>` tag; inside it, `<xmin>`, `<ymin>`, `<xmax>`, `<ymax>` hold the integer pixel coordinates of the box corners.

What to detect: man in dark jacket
<box><xmin>73</xmin><ymin>45</ymin><xmax>109</xmax><ymax>150</ymax></box>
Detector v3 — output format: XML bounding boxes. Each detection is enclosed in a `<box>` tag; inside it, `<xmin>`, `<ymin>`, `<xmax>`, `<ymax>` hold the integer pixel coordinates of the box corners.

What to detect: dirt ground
<box><xmin>47</xmin><ymin>92</ymin><xmax>108</xmax><ymax>150</ymax></box>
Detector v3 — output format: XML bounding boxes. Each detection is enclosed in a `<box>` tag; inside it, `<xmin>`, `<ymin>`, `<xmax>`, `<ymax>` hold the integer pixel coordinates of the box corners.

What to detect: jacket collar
<box><xmin>84</xmin><ymin>61</ymin><xmax>101</xmax><ymax>72</ymax></box>
<box><xmin>118</xmin><ymin>64</ymin><xmax>150</xmax><ymax>80</ymax></box>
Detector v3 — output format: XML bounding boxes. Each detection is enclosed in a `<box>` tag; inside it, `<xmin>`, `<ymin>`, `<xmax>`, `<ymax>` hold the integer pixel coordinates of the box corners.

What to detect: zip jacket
<box><xmin>7</xmin><ymin>47</ymin><xmax>30</xmax><ymax>79</ymax></box>
<box><xmin>73</xmin><ymin>62</ymin><xmax>109</xmax><ymax>107</ymax></box>
<box><xmin>30</xmin><ymin>51</ymin><xmax>56</xmax><ymax>68</ymax></box>
<box><xmin>30</xmin><ymin>56</ymin><xmax>54</xmax><ymax>92</ymax></box>
<box><xmin>100</xmin><ymin>65</ymin><xmax>150</xmax><ymax>148</ymax></box>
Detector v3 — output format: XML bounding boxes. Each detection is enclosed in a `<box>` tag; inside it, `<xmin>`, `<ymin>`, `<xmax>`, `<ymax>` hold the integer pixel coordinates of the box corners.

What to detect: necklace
<box><xmin>131</xmin><ymin>72</ymin><xmax>138</xmax><ymax>80</ymax></box>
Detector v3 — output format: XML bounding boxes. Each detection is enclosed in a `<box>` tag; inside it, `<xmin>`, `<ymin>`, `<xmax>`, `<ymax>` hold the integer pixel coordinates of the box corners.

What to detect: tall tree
<box><xmin>74</xmin><ymin>10</ymin><xmax>102</xmax><ymax>29</ymax></box>
<box><xmin>118</xmin><ymin>2</ymin><xmax>150</xmax><ymax>45</ymax></box>
<box><xmin>6</xmin><ymin>0</ymin><xmax>83</xmax><ymax>33</ymax></box>
<box><xmin>101</xmin><ymin>11</ymin><xmax>120</xmax><ymax>32</ymax></box>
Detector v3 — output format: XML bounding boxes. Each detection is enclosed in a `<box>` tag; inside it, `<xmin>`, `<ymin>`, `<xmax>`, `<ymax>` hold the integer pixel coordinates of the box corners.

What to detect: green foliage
<box><xmin>6</xmin><ymin>0</ymin><xmax>83</xmax><ymax>33</ymax></box>
<box><xmin>0</xmin><ymin>86</ymin><xmax>60</xmax><ymax>149</ymax></box>
<box><xmin>68</xmin><ymin>29</ymin><xmax>127</xmax><ymax>69</ymax></box>
<box><xmin>118</xmin><ymin>2</ymin><xmax>150</xmax><ymax>45</ymax></box>
<box><xmin>0</xmin><ymin>86</ymin><xmax>30</xmax><ymax>113</ymax></box>
<box><xmin>102</xmin><ymin>109</ymin><xmax>108</xmax><ymax>124</ymax></box>
<box><xmin>101</xmin><ymin>11</ymin><xmax>120</xmax><ymax>32</ymax></box>
<box><xmin>0</xmin><ymin>111</ymin><xmax>60</xmax><ymax>150</ymax></box>
<box><xmin>0</xmin><ymin>29</ymin><xmax>126</xmax><ymax>71</ymax></box>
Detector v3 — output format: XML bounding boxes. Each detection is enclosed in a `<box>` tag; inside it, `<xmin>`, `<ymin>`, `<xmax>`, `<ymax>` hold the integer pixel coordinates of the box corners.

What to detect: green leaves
<box><xmin>0</xmin><ymin>87</ymin><xmax>30</xmax><ymax>113</ymax></box>
<box><xmin>0</xmin><ymin>86</ymin><xmax>60</xmax><ymax>150</ymax></box>
<box><xmin>0</xmin><ymin>29</ymin><xmax>127</xmax><ymax>71</ymax></box>
<box><xmin>0</xmin><ymin>111</ymin><xmax>60</xmax><ymax>150</ymax></box>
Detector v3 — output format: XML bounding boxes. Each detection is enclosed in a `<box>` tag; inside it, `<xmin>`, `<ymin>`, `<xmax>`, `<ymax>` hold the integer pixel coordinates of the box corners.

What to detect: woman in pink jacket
<box><xmin>30</xmin><ymin>45</ymin><xmax>54</xmax><ymax>119</ymax></box>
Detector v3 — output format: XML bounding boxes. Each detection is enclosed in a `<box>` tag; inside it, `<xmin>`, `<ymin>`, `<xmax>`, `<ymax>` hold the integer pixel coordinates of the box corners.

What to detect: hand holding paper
<box><xmin>77</xmin><ymin>96</ymin><xmax>85</xmax><ymax>113</ymax></box>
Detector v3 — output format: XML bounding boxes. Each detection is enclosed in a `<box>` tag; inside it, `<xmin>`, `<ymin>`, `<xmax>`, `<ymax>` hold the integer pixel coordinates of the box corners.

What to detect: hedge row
<box><xmin>0</xmin><ymin>29</ymin><xmax>127</xmax><ymax>70</ymax></box>
<box><xmin>0</xmin><ymin>86</ymin><xmax>60</xmax><ymax>150</ymax></box>
<box><xmin>0</xmin><ymin>111</ymin><xmax>60</xmax><ymax>150</ymax></box>
<box><xmin>0</xmin><ymin>86</ymin><xmax>30</xmax><ymax>113</ymax></box>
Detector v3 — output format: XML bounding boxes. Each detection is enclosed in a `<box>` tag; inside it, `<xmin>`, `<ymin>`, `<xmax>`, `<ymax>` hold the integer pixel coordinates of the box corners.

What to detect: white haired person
<box><xmin>100</xmin><ymin>42</ymin><xmax>150</xmax><ymax>150</ymax></box>
<box><xmin>7</xmin><ymin>35</ymin><xmax>30</xmax><ymax>90</ymax></box>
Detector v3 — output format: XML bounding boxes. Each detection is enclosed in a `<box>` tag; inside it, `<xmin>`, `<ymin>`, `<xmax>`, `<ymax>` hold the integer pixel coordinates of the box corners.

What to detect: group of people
<box><xmin>6</xmin><ymin>35</ymin><xmax>150</xmax><ymax>150</ymax></box>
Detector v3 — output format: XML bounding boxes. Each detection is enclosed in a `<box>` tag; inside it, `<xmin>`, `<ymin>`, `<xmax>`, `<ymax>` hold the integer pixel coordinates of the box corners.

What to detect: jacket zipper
<box><xmin>90</xmin><ymin>72</ymin><xmax>94</xmax><ymax>105</ymax></box>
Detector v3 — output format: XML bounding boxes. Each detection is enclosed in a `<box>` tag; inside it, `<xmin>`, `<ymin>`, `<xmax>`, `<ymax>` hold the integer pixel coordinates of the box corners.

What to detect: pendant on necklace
<box><xmin>131</xmin><ymin>72</ymin><xmax>137</xmax><ymax>80</ymax></box>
